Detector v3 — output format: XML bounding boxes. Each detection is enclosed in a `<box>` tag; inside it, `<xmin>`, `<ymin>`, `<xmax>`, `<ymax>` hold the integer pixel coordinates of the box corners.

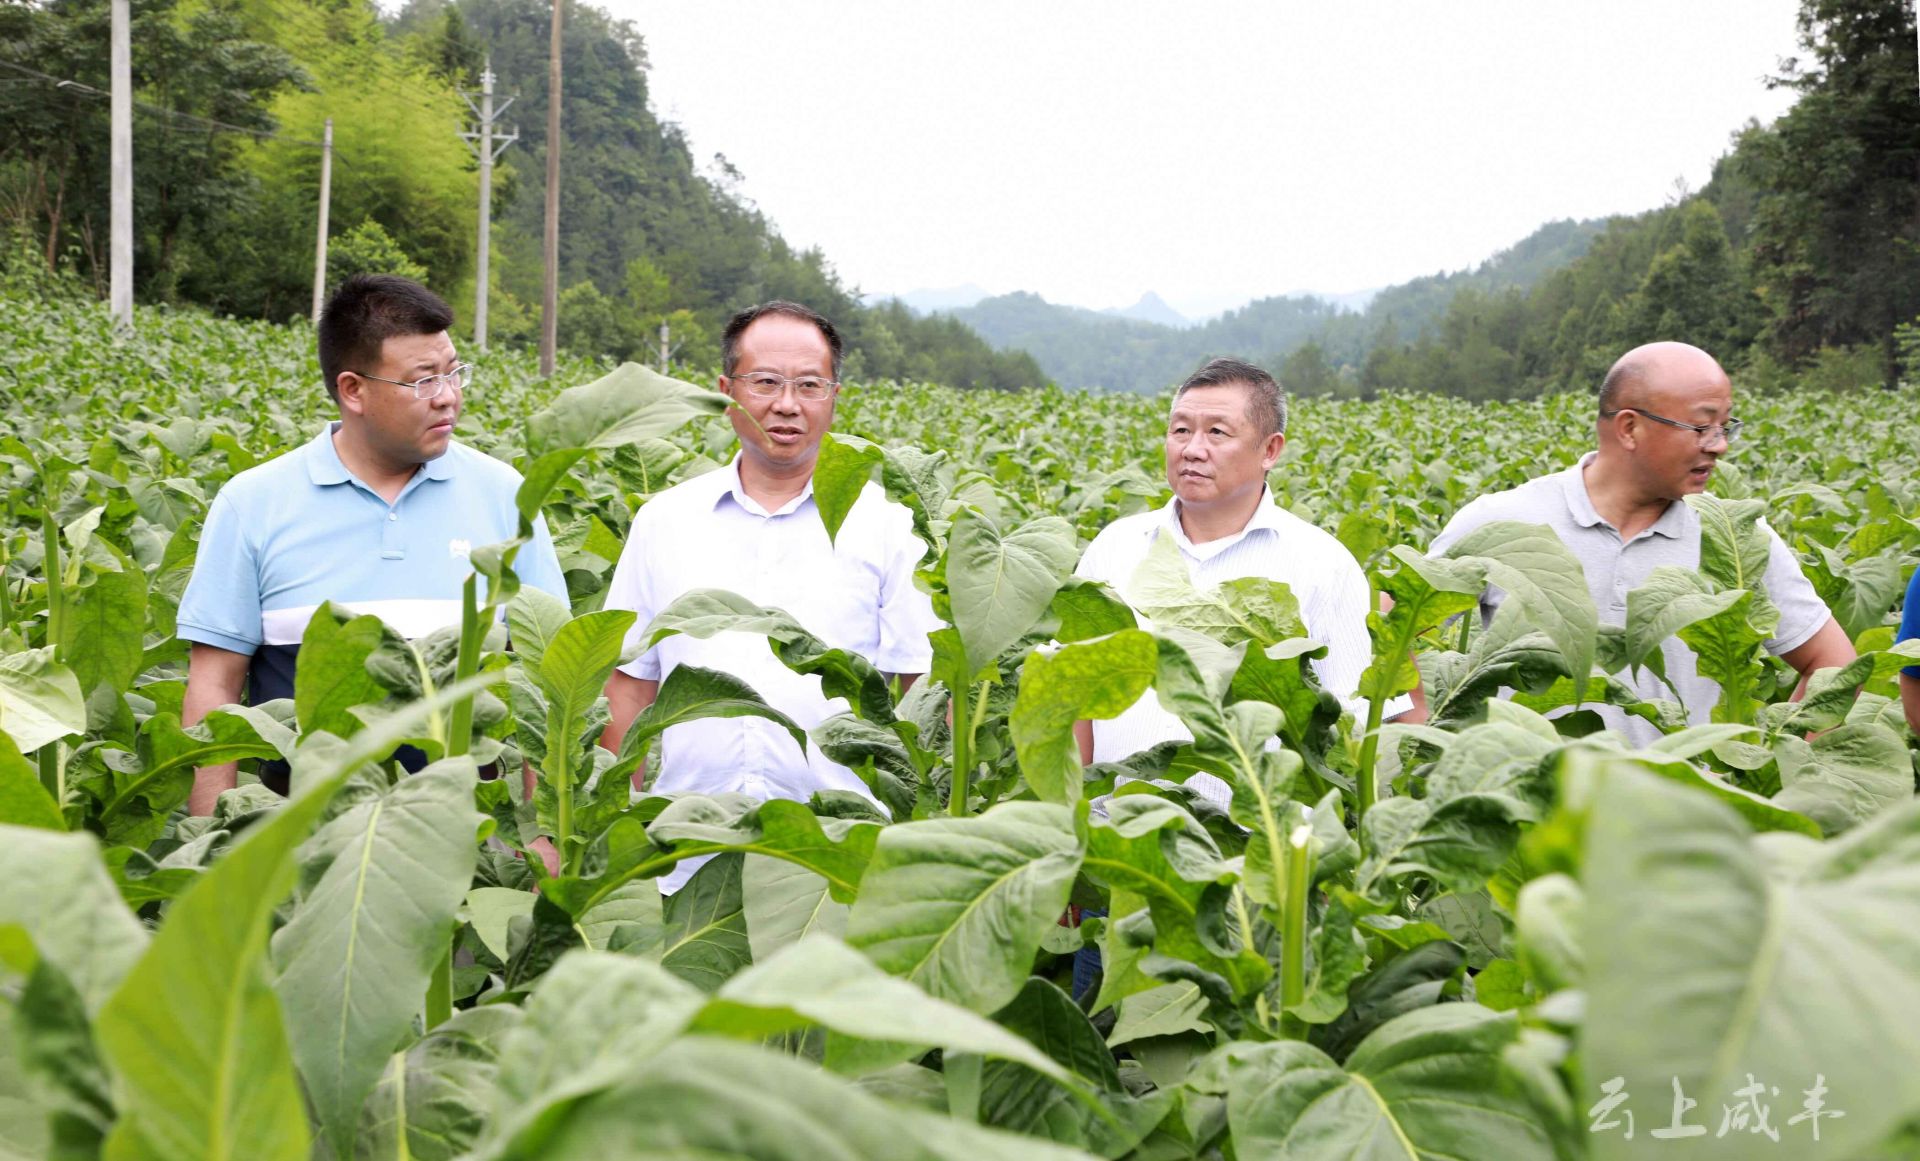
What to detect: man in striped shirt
<box><xmin>1071</xmin><ymin>357</ymin><xmax>1415</xmax><ymax>805</ymax></box>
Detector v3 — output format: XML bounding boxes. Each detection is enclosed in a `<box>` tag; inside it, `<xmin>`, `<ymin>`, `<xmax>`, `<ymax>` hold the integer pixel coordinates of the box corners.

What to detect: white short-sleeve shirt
<box><xmin>603</xmin><ymin>456</ymin><xmax>940</xmax><ymax>806</ymax></box>
<box><xmin>1428</xmin><ymin>452</ymin><xmax>1832</xmax><ymax>744</ymax></box>
<box><xmin>1076</xmin><ymin>489</ymin><xmax>1407</xmax><ymax>803</ymax></box>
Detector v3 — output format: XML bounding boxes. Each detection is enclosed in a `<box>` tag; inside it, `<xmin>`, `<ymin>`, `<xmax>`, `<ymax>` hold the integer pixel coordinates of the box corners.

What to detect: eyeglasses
<box><xmin>1601</xmin><ymin>407</ymin><xmax>1742</xmax><ymax>446</ymax></box>
<box><xmin>353</xmin><ymin>363</ymin><xmax>473</xmax><ymax>401</ymax></box>
<box><xmin>727</xmin><ymin>372</ymin><xmax>838</xmax><ymax>401</ymax></box>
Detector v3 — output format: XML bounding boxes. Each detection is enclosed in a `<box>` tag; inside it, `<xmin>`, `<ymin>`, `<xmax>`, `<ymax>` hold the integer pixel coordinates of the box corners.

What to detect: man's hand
<box><xmin>183</xmin><ymin>643</ymin><xmax>252</xmax><ymax>816</ymax></box>
<box><xmin>526</xmin><ymin>835</ymin><xmax>560</xmax><ymax>878</ymax></box>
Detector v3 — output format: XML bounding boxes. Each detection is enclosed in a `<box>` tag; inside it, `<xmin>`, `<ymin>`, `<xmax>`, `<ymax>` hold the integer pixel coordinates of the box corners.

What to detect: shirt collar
<box><xmin>305</xmin><ymin>421</ymin><xmax>456</xmax><ymax>487</ymax></box>
<box><xmin>715</xmin><ymin>453</ymin><xmax>815</xmax><ymax>518</ymax></box>
<box><xmin>1564</xmin><ymin>450</ymin><xmax>1686</xmax><ymax>539</ymax></box>
<box><xmin>1160</xmin><ymin>485</ymin><xmax>1283</xmax><ymax>559</ymax></box>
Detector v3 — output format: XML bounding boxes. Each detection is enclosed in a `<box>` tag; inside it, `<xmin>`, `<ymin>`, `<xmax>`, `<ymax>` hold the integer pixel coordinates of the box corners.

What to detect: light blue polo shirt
<box><xmin>177</xmin><ymin>422</ymin><xmax>567</xmax><ymax>705</ymax></box>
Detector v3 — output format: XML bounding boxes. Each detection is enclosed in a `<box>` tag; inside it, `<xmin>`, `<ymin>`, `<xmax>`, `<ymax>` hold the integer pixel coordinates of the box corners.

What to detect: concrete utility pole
<box><xmin>108</xmin><ymin>0</ymin><xmax>131</xmax><ymax>329</ymax></box>
<box><xmin>539</xmin><ymin>0</ymin><xmax>563</xmax><ymax>376</ymax></box>
<box><xmin>461</xmin><ymin>58</ymin><xmax>518</xmax><ymax>351</ymax></box>
<box><xmin>311</xmin><ymin>117</ymin><xmax>333</xmax><ymax>322</ymax></box>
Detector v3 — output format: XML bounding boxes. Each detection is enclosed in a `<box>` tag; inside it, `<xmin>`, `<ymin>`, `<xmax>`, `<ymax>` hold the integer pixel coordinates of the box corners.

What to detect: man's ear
<box><xmin>334</xmin><ymin>372</ymin><xmax>367</xmax><ymax>417</ymax></box>
<box><xmin>1262</xmin><ymin>432</ymin><xmax>1286</xmax><ymax>469</ymax></box>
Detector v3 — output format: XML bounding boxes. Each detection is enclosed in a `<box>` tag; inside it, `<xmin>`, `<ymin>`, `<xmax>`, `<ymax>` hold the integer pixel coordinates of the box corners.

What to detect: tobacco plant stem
<box><xmin>1354</xmin><ymin>692</ymin><xmax>1388</xmax><ymax>851</ymax></box>
<box><xmin>1280</xmin><ymin>827</ymin><xmax>1311</xmax><ymax>1024</ymax></box>
<box><xmin>949</xmin><ymin>679</ymin><xmax>977</xmax><ymax>817</ymax></box>
<box><xmin>39</xmin><ymin>511</ymin><xmax>64</xmax><ymax>649</ymax></box>
<box><xmin>445</xmin><ymin>575</ymin><xmax>483</xmax><ymax>758</ymax></box>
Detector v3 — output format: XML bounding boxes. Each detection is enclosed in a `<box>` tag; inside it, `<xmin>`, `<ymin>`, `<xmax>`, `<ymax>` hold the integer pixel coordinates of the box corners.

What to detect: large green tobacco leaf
<box><xmin>1080</xmin><ymin>796</ymin><xmax>1270</xmax><ymax>999</ymax></box>
<box><xmin>0</xmin><ymin>827</ymin><xmax>147</xmax><ymax>1012</ymax></box>
<box><xmin>0</xmin><ymin>647</ymin><xmax>85</xmax><ymax>753</ymax></box>
<box><xmin>0</xmin><ymin>730</ymin><xmax>62</xmax><ymax>829</ymax></box>
<box><xmin>945</xmin><ymin>507</ymin><xmax>1079</xmax><ymax>680</ymax></box>
<box><xmin>0</xmin><ymin>1003</ymin><xmax>49</xmax><ymax>1160</ymax></box>
<box><xmin>1622</xmin><ymin>565</ymin><xmax>1747</xmax><ymax>685</ymax></box>
<box><xmin>690</xmin><ymin>934</ymin><xmax>1073</xmax><ymax>1081</ymax></box>
<box><xmin>644</xmin><ymin>589</ymin><xmax>895</xmax><ymax>722</ymax></box>
<box><xmin>523</xmin><ymin>361</ymin><xmax>730</xmax><ymax>461</ymax></box>
<box><xmin>1676</xmin><ymin>590</ymin><xmax>1771</xmax><ymax>724</ymax></box>
<box><xmin>355</xmin><ymin>1005</ymin><xmax>522</xmax><ymax>1161</ymax></box>
<box><xmin>1123</xmin><ymin>533</ymin><xmax>1306</xmax><ymax>646</ymax></box>
<box><xmin>1686</xmin><ymin>493</ymin><xmax>1779</xmax><ymax>623</ymax></box>
<box><xmin>1421</xmin><ymin>611</ymin><xmax>1570</xmax><ymax>729</ymax></box>
<box><xmin>1357</xmin><ymin>549</ymin><xmax>1486</xmax><ymax>706</ymax></box>
<box><xmin>605</xmin><ymin>663</ymin><xmax>807</xmax><ymax>786</ymax></box>
<box><xmin>486</xmin><ymin>1035</ymin><xmax>1100</xmax><ymax>1161</ymax></box>
<box><xmin>95</xmin><ymin>706</ymin><xmax>295</xmax><ymax>847</ymax></box>
<box><xmin>91</xmin><ymin>674</ymin><xmax>496</xmax><ymax>1161</ymax></box>
<box><xmin>477</xmin><ymin>951</ymin><xmax>705</xmax><ymax>1159</ymax></box>
<box><xmin>503</xmin><ymin>585</ymin><xmax>573</xmax><ymax>674</ymax></box>
<box><xmin>658</xmin><ymin>852</ymin><xmax>753</xmax><ymax>991</ymax></box>
<box><xmin>845</xmin><ymin>801</ymin><xmax>1083</xmax><ymax>1013</ymax></box>
<box><xmin>813</xmin><ymin>433</ymin><xmax>887</xmax><ymax>545</ymax></box>
<box><xmin>1443</xmin><ymin>520</ymin><xmax>1597</xmax><ymax>703</ymax></box>
<box><xmin>742</xmin><ymin>854</ymin><xmax>849</xmax><ymax>963</ymax></box>
<box><xmin>294</xmin><ymin>605</ymin><xmax>393</xmax><ymax>738</ymax></box>
<box><xmin>1580</xmin><ymin>758</ymin><xmax>1920</xmax><ymax>1161</ymax></box>
<box><xmin>1050</xmin><ymin>577</ymin><xmax>1137</xmax><ymax>643</ymax></box>
<box><xmin>1771</xmin><ymin>722</ymin><xmax>1913</xmax><ymax>835</ymax></box>
<box><xmin>1226</xmin><ymin>1004</ymin><xmax>1568</xmax><ymax>1160</ymax></box>
<box><xmin>61</xmin><ymin>561</ymin><xmax>146</xmax><ymax>699</ymax></box>
<box><xmin>1010</xmin><ymin>629</ymin><xmax>1157</xmax><ymax>805</ymax></box>
<box><xmin>270</xmin><ymin>759</ymin><xmax>482</xmax><ymax>1158</ymax></box>
<box><xmin>533</xmin><ymin>608</ymin><xmax>636</xmax><ymax>730</ymax></box>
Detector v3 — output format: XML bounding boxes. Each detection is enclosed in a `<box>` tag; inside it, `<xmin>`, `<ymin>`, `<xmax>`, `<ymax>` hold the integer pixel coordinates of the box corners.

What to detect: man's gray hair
<box><xmin>1175</xmin><ymin>357</ymin><xmax>1287</xmax><ymax>436</ymax></box>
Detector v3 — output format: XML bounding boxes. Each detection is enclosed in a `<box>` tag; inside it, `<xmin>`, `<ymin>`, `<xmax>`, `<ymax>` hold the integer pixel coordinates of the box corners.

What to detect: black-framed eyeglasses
<box><xmin>726</xmin><ymin>372</ymin><xmax>838</xmax><ymax>401</ymax></box>
<box><xmin>1601</xmin><ymin>407</ymin><xmax>1742</xmax><ymax>446</ymax></box>
<box><xmin>353</xmin><ymin>363</ymin><xmax>473</xmax><ymax>401</ymax></box>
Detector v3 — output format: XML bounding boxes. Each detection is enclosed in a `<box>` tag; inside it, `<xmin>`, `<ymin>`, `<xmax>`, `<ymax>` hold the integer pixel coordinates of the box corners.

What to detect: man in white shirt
<box><xmin>1429</xmin><ymin>341</ymin><xmax>1853</xmax><ymax>744</ymax></box>
<box><xmin>1073</xmin><ymin>358</ymin><xmax>1416</xmax><ymax>804</ymax></box>
<box><xmin>600</xmin><ymin>301</ymin><xmax>940</xmax><ymax>820</ymax></box>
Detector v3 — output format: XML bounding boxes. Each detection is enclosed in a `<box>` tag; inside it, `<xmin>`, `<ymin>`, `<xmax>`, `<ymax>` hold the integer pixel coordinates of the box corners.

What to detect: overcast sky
<box><xmin>608</xmin><ymin>1</ymin><xmax>1805</xmax><ymax>319</ymax></box>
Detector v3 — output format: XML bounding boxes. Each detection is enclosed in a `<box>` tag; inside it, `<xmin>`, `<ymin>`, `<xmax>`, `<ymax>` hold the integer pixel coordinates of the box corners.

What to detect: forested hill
<box><xmin>0</xmin><ymin>0</ymin><xmax>1045</xmax><ymax>388</ymax></box>
<box><xmin>944</xmin><ymin>217</ymin><xmax>1607</xmax><ymax>394</ymax></box>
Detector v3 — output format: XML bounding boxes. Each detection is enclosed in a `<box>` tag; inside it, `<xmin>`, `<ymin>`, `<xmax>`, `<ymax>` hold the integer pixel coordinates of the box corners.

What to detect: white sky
<box><xmin>611</xmin><ymin>1</ymin><xmax>1805</xmax><ymax>319</ymax></box>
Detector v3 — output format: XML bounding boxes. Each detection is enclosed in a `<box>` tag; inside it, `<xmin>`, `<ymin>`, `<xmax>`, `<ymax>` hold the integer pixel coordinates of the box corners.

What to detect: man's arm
<box><xmin>602</xmin><ymin>669</ymin><xmax>660</xmax><ymax>790</ymax></box>
<box><xmin>1901</xmin><ymin>674</ymin><xmax>1920</xmax><ymax>736</ymax></box>
<box><xmin>184</xmin><ymin>643</ymin><xmax>253</xmax><ymax>816</ymax></box>
<box><xmin>1778</xmin><ymin>615</ymin><xmax>1856</xmax><ymax>700</ymax></box>
<box><xmin>1073</xmin><ymin>720</ymin><xmax>1094</xmax><ymax>766</ymax></box>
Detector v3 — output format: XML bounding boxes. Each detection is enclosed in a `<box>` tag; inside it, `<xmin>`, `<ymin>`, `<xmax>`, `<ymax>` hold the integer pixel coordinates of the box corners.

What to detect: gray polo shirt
<box><xmin>1429</xmin><ymin>452</ymin><xmax>1830</xmax><ymax>743</ymax></box>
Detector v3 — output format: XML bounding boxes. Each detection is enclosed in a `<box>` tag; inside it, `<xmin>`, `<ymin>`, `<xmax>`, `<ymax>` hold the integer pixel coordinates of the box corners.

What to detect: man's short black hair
<box><xmin>721</xmin><ymin>300</ymin><xmax>844</xmax><ymax>381</ymax></box>
<box><xmin>317</xmin><ymin>274</ymin><xmax>455</xmax><ymax>402</ymax></box>
<box><xmin>1175</xmin><ymin>357</ymin><xmax>1287</xmax><ymax>437</ymax></box>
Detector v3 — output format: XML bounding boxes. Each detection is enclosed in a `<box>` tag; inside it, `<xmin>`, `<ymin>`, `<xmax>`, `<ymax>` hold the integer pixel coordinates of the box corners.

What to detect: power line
<box><xmin>0</xmin><ymin>58</ymin><xmax>328</xmax><ymax>146</ymax></box>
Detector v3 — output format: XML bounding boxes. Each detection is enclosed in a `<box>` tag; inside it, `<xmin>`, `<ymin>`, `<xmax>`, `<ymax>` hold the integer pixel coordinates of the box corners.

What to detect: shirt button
<box><xmin>388</xmin><ymin>512</ymin><xmax>397</xmax><ymax>521</ymax></box>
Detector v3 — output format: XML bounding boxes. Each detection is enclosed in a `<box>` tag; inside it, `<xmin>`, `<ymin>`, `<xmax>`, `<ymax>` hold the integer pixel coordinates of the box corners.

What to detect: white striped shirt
<box><xmin>1075</xmin><ymin>489</ymin><xmax>1408</xmax><ymax>804</ymax></box>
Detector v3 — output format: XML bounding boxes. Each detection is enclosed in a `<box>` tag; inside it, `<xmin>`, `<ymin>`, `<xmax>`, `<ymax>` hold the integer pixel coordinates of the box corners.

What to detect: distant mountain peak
<box><xmin>1104</xmin><ymin>291</ymin><xmax>1188</xmax><ymax>329</ymax></box>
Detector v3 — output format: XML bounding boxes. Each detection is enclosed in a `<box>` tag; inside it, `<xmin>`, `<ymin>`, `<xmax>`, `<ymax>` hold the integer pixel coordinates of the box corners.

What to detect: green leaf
<box><xmin>607</xmin><ymin>664</ymin><xmax>808</xmax><ymax>787</ymax></box>
<box><xmin>946</xmin><ymin>508</ymin><xmax>1079</xmax><ymax>680</ymax></box>
<box><xmin>466</xmin><ymin>886</ymin><xmax>536</xmax><ymax>961</ymax></box>
<box><xmin>845</xmin><ymin>801</ymin><xmax>1083</xmax><ymax>1013</ymax></box>
<box><xmin>690</xmin><ymin>934</ymin><xmax>1073</xmax><ymax>1081</ymax></box>
<box><xmin>1010</xmin><ymin>630</ymin><xmax>1157</xmax><ymax>806</ymax></box>
<box><xmin>1107</xmin><ymin>982</ymin><xmax>1212</xmax><ymax>1046</ymax></box>
<box><xmin>1686</xmin><ymin>492</ymin><xmax>1778</xmax><ymax>621</ymax></box>
<box><xmin>0</xmin><ymin>730</ymin><xmax>62</xmax><ymax>830</ymax></box>
<box><xmin>1444</xmin><ymin>520</ymin><xmax>1597</xmax><ymax>703</ymax></box>
<box><xmin>294</xmin><ymin>605</ymin><xmax>392</xmax><ymax>738</ymax></box>
<box><xmin>355</xmin><ymin>1006</ymin><xmax>521</xmax><ymax>1161</ymax></box>
<box><xmin>1581</xmin><ymin>757</ymin><xmax>1920</xmax><ymax>1161</ymax></box>
<box><xmin>271</xmin><ymin>759</ymin><xmax>482</xmax><ymax>1158</ymax></box>
<box><xmin>1623</xmin><ymin>565</ymin><xmax>1748</xmax><ymax>682</ymax></box>
<box><xmin>1358</xmin><ymin>548</ymin><xmax>1486</xmax><ymax>706</ymax></box>
<box><xmin>659</xmin><ymin>852</ymin><xmax>753</xmax><ymax>991</ymax></box>
<box><xmin>505</xmin><ymin>585</ymin><xmax>573</xmax><ymax>674</ymax></box>
<box><xmin>644</xmin><ymin>589</ymin><xmax>895</xmax><ymax>722</ymax></box>
<box><xmin>1676</xmin><ymin>590</ymin><xmax>1771</xmax><ymax>724</ymax></box>
<box><xmin>976</xmin><ymin>979</ymin><xmax>1168</xmax><ymax>1155</ymax></box>
<box><xmin>1227</xmin><ymin>1004</ymin><xmax>1565</xmax><ymax>1160</ymax></box>
<box><xmin>1514</xmin><ymin>873</ymin><xmax>1584</xmax><ymax>993</ymax></box>
<box><xmin>642</xmin><ymin>795</ymin><xmax>880</xmax><ymax>903</ymax></box>
<box><xmin>524</xmin><ymin>361</ymin><xmax>731</xmax><ymax>459</ymax></box>
<box><xmin>742</xmin><ymin>854</ymin><xmax>848</xmax><ymax>963</ymax></box>
<box><xmin>91</xmin><ymin>673</ymin><xmax>498</xmax><ymax>1161</ymax></box>
<box><xmin>482</xmin><ymin>1035</ymin><xmax>1102</xmax><ymax>1161</ymax></box>
<box><xmin>814</xmin><ymin>433</ymin><xmax>886</xmax><ymax>545</ymax></box>
<box><xmin>1050</xmin><ymin>578</ymin><xmax>1137</xmax><ymax>643</ymax></box>
<box><xmin>61</xmin><ymin>563</ymin><xmax>146</xmax><ymax>698</ymax></box>
<box><xmin>533</xmin><ymin>608</ymin><xmax>636</xmax><ymax>729</ymax></box>
<box><xmin>0</xmin><ymin>647</ymin><xmax>86</xmax><ymax>752</ymax></box>
<box><xmin>0</xmin><ymin>826</ymin><xmax>146</xmax><ymax>1012</ymax></box>
<box><xmin>1772</xmin><ymin>721</ymin><xmax>1913</xmax><ymax>835</ymax></box>
<box><xmin>97</xmin><ymin>706</ymin><xmax>295</xmax><ymax>847</ymax></box>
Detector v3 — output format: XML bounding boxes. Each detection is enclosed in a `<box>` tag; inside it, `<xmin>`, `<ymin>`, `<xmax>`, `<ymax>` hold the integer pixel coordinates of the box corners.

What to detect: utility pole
<box><xmin>311</xmin><ymin>117</ymin><xmax>333</xmax><ymax>322</ymax></box>
<box><xmin>539</xmin><ymin>0</ymin><xmax>563</xmax><ymax>376</ymax></box>
<box><xmin>461</xmin><ymin>59</ymin><xmax>517</xmax><ymax>351</ymax></box>
<box><xmin>108</xmin><ymin>0</ymin><xmax>131</xmax><ymax>330</ymax></box>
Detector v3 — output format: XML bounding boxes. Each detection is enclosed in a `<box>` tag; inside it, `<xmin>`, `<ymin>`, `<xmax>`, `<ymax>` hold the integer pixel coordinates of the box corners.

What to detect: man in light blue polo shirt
<box><xmin>177</xmin><ymin>274</ymin><xmax>566</xmax><ymax>813</ymax></box>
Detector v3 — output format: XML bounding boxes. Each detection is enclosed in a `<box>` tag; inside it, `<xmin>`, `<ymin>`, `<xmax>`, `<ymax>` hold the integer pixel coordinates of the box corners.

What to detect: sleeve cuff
<box><xmin>175</xmin><ymin>623</ymin><xmax>259</xmax><ymax>655</ymax></box>
<box><xmin>1766</xmin><ymin>614</ymin><xmax>1826</xmax><ymax>657</ymax></box>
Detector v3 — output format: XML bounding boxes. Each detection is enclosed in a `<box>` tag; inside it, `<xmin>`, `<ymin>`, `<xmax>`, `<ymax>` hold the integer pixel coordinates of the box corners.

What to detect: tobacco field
<box><xmin>3</xmin><ymin>292</ymin><xmax>1920</xmax><ymax>1161</ymax></box>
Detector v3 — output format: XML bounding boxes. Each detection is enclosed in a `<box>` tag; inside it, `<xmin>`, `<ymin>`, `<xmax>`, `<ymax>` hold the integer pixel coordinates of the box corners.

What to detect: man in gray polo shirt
<box><xmin>1429</xmin><ymin>341</ymin><xmax>1854</xmax><ymax>743</ymax></box>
